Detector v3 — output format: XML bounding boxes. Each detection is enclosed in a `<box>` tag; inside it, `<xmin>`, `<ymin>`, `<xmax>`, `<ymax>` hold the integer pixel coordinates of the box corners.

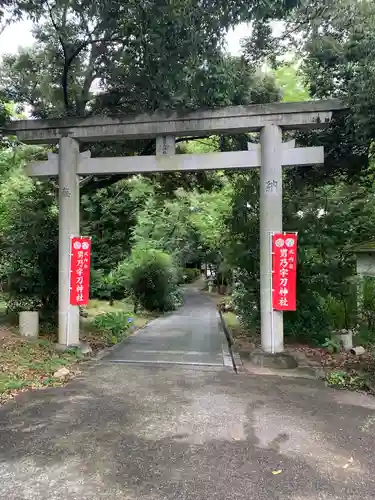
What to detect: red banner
<box><xmin>272</xmin><ymin>233</ymin><xmax>297</xmax><ymax>311</ymax></box>
<box><xmin>69</xmin><ymin>237</ymin><xmax>91</xmax><ymax>306</ymax></box>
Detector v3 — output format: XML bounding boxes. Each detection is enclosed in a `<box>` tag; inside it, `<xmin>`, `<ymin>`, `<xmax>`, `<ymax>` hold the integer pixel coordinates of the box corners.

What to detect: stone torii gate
<box><xmin>5</xmin><ymin>100</ymin><xmax>343</xmax><ymax>354</ymax></box>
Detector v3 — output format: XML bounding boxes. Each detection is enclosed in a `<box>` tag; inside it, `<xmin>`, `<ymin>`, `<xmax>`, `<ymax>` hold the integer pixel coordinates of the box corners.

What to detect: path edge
<box><xmin>218</xmin><ymin>309</ymin><xmax>243</xmax><ymax>373</ymax></box>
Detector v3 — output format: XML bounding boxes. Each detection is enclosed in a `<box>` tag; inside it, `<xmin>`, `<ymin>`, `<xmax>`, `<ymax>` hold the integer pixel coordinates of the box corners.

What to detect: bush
<box><xmin>0</xmin><ymin>182</ymin><xmax>58</xmax><ymax>319</ymax></box>
<box><xmin>181</xmin><ymin>268</ymin><xmax>201</xmax><ymax>283</ymax></box>
<box><xmin>231</xmin><ymin>269</ymin><xmax>333</xmax><ymax>344</ymax></box>
<box><xmin>91</xmin><ymin>249</ymin><xmax>182</xmax><ymax>312</ymax></box>
<box><xmin>161</xmin><ymin>287</ymin><xmax>184</xmax><ymax>310</ymax></box>
<box><xmin>128</xmin><ymin>249</ymin><xmax>180</xmax><ymax>312</ymax></box>
<box><xmin>321</xmin><ymin>284</ymin><xmax>357</xmax><ymax>330</ymax></box>
<box><xmin>231</xmin><ymin>271</ymin><xmax>260</xmax><ymax>332</ymax></box>
<box><xmin>284</xmin><ymin>292</ymin><xmax>331</xmax><ymax>344</ymax></box>
<box><xmin>90</xmin><ymin>265</ymin><xmax>130</xmax><ymax>303</ymax></box>
<box><xmin>93</xmin><ymin>311</ymin><xmax>133</xmax><ymax>345</ymax></box>
<box><xmin>90</xmin><ymin>269</ymin><xmax>112</xmax><ymax>301</ymax></box>
<box><xmin>325</xmin><ymin>370</ymin><xmax>366</xmax><ymax>391</ymax></box>
<box><xmin>322</xmin><ymin>294</ymin><xmax>349</xmax><ymax>331</ymax></box>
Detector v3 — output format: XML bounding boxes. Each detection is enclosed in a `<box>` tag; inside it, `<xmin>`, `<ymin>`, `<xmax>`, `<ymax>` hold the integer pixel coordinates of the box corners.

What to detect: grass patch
<box><xmin>223</xmin><ymin>311</ymin><xmax>242</xmax><ymax>335</ymax></box>
<box><xmin>0</xmin><ymin>336</ymin><xmax>83</xmax><ymax>403</ymax></box>
<box><xmin>325</xmin><ymin>369</ymin><xmax>368</xmax><ymax>391</ymax></box>
<box><xmin>80</xmin><ymin>299</ymin><xmax>158</xmax><ymax>350</ymax></box>
<box><xmin>85</xmin><ymin>299</ymin><xmax>154</xmax><ymax>329</ymax></box>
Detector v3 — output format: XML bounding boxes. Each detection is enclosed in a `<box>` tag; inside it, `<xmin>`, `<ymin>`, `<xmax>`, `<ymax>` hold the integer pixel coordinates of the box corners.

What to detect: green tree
<box><xmin>0</xmin><ymin>0</ymin><xmax>22</xmax><ymax>34</ymax></box>
<box><xmin>81</xmin><ymin>180</ymin><xmax>141</xmax><ymax>273</ymax></box>
<box><xmin>0</xmin><ymin>95</ymin><xmax>12</xmax><ymax>146</ymax></box>
<box><xmin>0</xmin><ymin>145</ymin><xmax>58</xmax><ymax>315</ymax></box>
<box><xmin>274</xmin><ymin>63</ymin><xmax>309</xmax><ymax>103</ymax></box>
<box><xmin>225</xmin><ymin>164</ymin><xmax>375</xmax><ymax>342</ymax></box>
<box><xmin>188</xmin><ymin>182</ymin><xmax>233</xmax><ymax>280</ymax></box>
<box><xmin>131</xmin><ymin>185</ymin><xmax>197</xmax><ymax>265</ymax></box>
<box><xmin>300</xmin><ymin>1</ymin><xmax>375</xmax><ymax>143</ymax></box>
<box><xmin>0</xmin><ymin>0</ymin><xmax>283</xmax><ymax>118</ymax></box>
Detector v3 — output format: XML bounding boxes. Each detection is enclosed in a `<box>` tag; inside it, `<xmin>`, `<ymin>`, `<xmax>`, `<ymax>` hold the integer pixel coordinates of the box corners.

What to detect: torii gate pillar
<box><xmin>58</xmin><ymin>137</ymin><xmax>80</xmax><ymax>346</ymax></box>
<box><xmin>260</xmin><ymin>125</ymin><xmax>283</xmax><ymax>353</ymax></box>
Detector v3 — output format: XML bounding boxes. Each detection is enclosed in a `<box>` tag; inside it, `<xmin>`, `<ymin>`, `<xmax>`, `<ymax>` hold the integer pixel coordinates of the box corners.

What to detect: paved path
<box><xmin>1</xmin><ymin>290</ymin><xmax>375</xmax><ymax>499</ymax></box>
<box><xmin>1</xmin><ymin>364</ymin><xmax>375</xmax><ymax>500</ymax></box>
<box><xmin>106</xmin><ymin>287</ymin><xmax>229</xmax><ymax>367</ymax></box>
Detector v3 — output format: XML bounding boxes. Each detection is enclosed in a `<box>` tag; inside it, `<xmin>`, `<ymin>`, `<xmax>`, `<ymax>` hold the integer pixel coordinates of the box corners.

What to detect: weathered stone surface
<box><xmin>79</xmin><ymin>341</ymin><xmax>92</xmax><ymax>355</ymax></box>
<box><xmin>53</xmin><ymin>367</ymin><xmax>70</xmax><ymax>379</ymax></box>
<box><xmin>54</xmin><ymin>341</ymin><xmax>92</xmax><ymax>355</ymax></box>
<box><xmin>249</xmin><ymin>349</ymin><xmax>298</xmax><ymax>369</ymax></box>
<box><xmin>4</xmin><ymin>100</ymin><xmax>345</xmax><ymax>144</ymax></box>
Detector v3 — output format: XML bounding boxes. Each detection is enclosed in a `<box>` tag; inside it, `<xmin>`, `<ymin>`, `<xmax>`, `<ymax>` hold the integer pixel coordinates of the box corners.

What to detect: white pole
<box><xmin>260</xmin><ymin>125</ymin><xmax>283</xmax><ymax>353</ymax></box>
<box><xmin>58</xmin><ymin>137</ymin><xmax>80</xmax><ymax>346</ymax></box>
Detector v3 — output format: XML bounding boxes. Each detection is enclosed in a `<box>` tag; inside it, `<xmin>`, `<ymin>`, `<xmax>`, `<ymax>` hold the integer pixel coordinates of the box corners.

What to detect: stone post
<box><xmin>58</xmin><ymin>137</ymin><xmax>80</xmax><ymax>346</ymax></box>
<box><xmin>259</xmin><ymin>125</ymin><xmax>283</xmax><ymax>353</ymax></box>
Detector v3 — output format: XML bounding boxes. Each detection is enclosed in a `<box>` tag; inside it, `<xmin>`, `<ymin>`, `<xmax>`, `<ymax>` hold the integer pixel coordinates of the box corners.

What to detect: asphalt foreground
<box><xmin>1</xmin><ymin>290</ymin><xmax>375</xmax><ymax>499</ymax></box>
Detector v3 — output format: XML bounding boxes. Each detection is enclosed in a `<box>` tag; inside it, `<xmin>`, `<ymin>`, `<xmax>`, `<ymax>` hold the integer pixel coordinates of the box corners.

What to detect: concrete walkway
<box><xmin>106</xmin><ymin>287</ymin><xmax>229</xmax><ymax>367</ymax></box>
<box><xmin>1</xmin><ymin>289</ymin><xmax>375</xmax><ymax>499</ymax></box>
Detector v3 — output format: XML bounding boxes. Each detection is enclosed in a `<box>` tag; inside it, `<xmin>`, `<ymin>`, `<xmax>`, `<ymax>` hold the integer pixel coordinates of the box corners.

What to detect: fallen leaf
<box><xmin>272</xmin><ymin>470</ymin><xmax>282</xmax><ymax>475</ymax></box>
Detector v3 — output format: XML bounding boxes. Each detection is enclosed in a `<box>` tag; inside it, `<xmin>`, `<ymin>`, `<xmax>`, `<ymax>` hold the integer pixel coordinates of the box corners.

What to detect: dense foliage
<box><xmin>127</xmin><ymin>249</ymin><xmax>181</xmax><ymax>312</ymax></box>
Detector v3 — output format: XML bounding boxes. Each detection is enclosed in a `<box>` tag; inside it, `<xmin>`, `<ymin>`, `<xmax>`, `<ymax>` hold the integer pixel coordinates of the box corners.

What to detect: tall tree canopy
<box><xmin>0</xmin><ymin>0</ymin><xmax>285</xmax><ymax>194</ymax></box>
<box><xmin>0</xmin><ymin>0</ymin><xmax>293</xmax><ymax>118</ymax></box>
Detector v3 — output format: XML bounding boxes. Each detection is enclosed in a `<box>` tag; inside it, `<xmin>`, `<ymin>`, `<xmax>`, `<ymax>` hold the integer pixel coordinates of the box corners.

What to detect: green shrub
<box><xmin>110</xmin><ymin>260</ymin><xmax>132</xmax><ymax>299</ymax></box>
<box><xmin>182</xmin><ymin>268</ymin><xmax>201</xmax><ymax>283</ymax></box>
<box><xmin>284</xmin><ymin>292</ymin><xmax>331</xmax><ymax>344</ymax></box>
<box><xmin>0</xmin><ymin>182</ymin><xmax>58</xmax><ymax>320</ymax></box>
<box><xmin>90</xmin><ymin>265</ymin><xmax>130</xmax><ymax>302</ymax></box>
<box><xmin>93</xmin><ymin>310</ymin><xmax>133</xmax><ymax>345</ymax></box>
<box><xmin>325</xmin><ymin>370</ymin><xmax>366</xmax><ymax>391</ymax></box>
<box><xmin>322</xmin><ymin>337</ymin><xmax>341</xmax><ymax>353</ymax></box>
<box><xmin>355</xmin><ymin>324</ymin><xmax>375</xmax><ymax>347</ymax></box>
<box><xmin>90</xmin><ymin>269</ymin><xmax>112</xmax><ymax>301</ymax></box>
<box><xmin>128</xmin><ymin>249</ymin><xmax>180</xmax><ymax>312</ymax></box>
<box><xmin>231</xmin><ymin>271</ymin><xmax>336</xmax><ymax>345</ymax></box>
<box><xmin>320</xmin><ymin>287</ymin><xmax>357</xmax><ymax>331</ymax></box>
<box><xmin>162</xmin><ymin>288</ymin><xmax>184</xmax><ymax>310</ymax></box>
<box><xmin>323</xmin><ymin>294</ymin><xmax>348</xmax><ymax>331</ymax></box>
<box><xmin>231</xmin><ymin>276</ymin><xmax>259</xmax><ymax>332</ymax></box>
